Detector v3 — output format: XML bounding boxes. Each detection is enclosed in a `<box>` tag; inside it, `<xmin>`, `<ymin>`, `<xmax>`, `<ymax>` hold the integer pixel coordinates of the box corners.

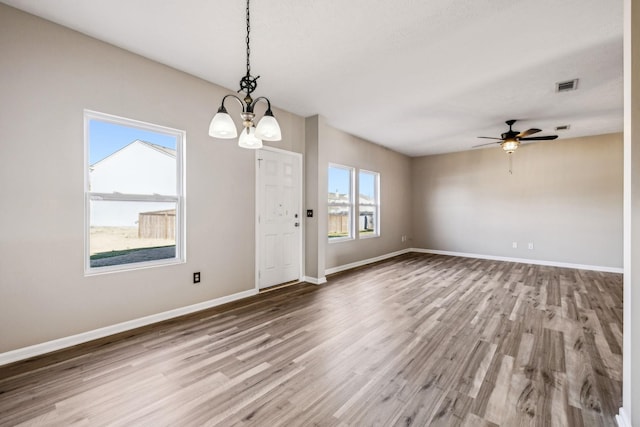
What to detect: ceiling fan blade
<box><xmin>517</xmin><ymin>128</ymin><xmax>541</xmax><ymax>138</ymax></box>
<box><xmin>519</xmin><ymin>135</ymin><xmax>558</xmax><ymax>141</ymax></box>
<box><xmin>477</xmin><ymin>136</ymin><xmax>502</xmax><ymax>140</ymax></box>
<box><xmin>472</xmin><ymin>141</ymin><xmax>501</xmax><ymax>148</ymax></box>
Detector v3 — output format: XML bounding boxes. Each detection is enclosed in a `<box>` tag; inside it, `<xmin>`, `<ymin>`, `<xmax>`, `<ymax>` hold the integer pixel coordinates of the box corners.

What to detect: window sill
<box><xmin>359</xmin><ymin>233</ymin><xmax>380</xmax><ymax>239</ymax></box>
<box><xmin>85</xmin><ymin>257</ymin><xmax>185</xmax><ymax>276</ymax></box>
<box><xmin>328</xmin><ymin>236</ymin><xmax>355</xmax><ymax>244</ymax></box>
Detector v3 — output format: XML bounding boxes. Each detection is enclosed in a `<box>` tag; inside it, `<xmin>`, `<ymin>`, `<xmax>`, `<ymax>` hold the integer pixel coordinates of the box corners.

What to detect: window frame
<box><xmin>358</xmin><ymin>169</ymin><xmax>380</xmax><ymax>238</ymax></box>
<box><xmin>84</xmin><ymin>110</ymin><xmax>186</xmax><ymax>275</ymax></box>
<box><xmin>327</xmin><ymin>163</ymin><xmax>355</xmax><ymax>242</ymax></box>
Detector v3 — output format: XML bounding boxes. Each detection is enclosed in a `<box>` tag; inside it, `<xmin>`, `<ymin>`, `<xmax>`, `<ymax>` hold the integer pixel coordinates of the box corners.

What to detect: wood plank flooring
<box><xmin>0</xmin><ymin>253</ymin><xmax>623</xmax><ymax>426</ymax></box>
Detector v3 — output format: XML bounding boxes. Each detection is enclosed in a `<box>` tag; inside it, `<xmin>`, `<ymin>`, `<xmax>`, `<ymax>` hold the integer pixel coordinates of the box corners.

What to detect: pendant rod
<box><xmin>245</xmin><ymin>0</ymin><xmax>251</xmax><ymax>79</ymax></box>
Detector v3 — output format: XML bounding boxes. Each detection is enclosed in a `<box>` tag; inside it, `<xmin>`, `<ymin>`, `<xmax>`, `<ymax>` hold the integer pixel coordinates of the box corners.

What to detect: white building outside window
<box><xmin>84</xmin><ymin>110</ymin><xmax>185</xmax><ymax>274</ymax></box>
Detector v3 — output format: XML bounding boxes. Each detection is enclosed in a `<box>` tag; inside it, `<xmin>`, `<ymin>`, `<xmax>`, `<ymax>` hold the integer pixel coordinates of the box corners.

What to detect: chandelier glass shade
<box><xmin>254</xmin><ymin>110</ymin><xmax>282</xmax><ymax>141</ymax></box>
<box><xmin>208</xmin><ymin>106</ymin><xmax>238</xmax><ymax>139</ymax></box>
<box><xmin>208</xmin><ymin>0</ymin><xmax>281</xmax><ymax>149</ymax></box>
<box><xmin>238</xmin><ymin>126</ymin><xmax>263</xmax><ymax>149</ymax></box>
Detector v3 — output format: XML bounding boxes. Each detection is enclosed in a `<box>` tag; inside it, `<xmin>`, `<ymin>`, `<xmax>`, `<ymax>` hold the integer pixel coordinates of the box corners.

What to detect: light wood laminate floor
<box><xmin>0</xmin><ymin>253</ymin><xmax>623</xmax><ymax>426</ymax></box>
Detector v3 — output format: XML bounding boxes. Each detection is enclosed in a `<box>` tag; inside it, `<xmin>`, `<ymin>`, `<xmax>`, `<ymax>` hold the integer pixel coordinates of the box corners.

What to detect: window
<box><xmin>328</xmin><ymin>164</ymin><xmax>354</xmax><ymax>240</ymax></box>
<box><xmin>359</xmin><ymin>170</ymin><xmax>380</xmax><ymax>237</ymax></box>
<box><xmin>84</xmin><ymin>110</ymin><xmax>185</xmax><ymax>273</ymax></box>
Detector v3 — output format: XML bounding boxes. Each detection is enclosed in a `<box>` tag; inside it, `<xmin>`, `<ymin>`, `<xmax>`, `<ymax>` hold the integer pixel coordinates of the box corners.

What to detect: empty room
<box><xmin>1</xmin><ymin>1</ymin><xmax>639</xmax><ymax>426</ymax></box>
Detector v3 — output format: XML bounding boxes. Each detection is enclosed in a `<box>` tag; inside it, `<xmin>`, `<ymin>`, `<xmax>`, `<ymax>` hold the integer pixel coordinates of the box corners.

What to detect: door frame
<box><xmin>255</xmin><ymin>146</ymin><xmax>304</xmax><ymax>291</ymax></box>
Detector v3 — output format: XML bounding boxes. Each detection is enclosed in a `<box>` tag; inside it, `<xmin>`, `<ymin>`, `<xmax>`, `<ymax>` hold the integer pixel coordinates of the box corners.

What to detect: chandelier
<box><xmin>208</xmin><ymin>0</ymin><xmax>281</xmax><ymax>149</ymax></box>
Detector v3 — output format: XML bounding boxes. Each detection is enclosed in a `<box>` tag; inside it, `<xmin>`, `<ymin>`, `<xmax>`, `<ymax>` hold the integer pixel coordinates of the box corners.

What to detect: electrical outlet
<box><xmin>528</xmin><ymin>242</ymin><xmax>534</xmax><ymax>250</ymax></box>
<box><xmin>512</xmin><ymin>242</ymin><xmax>518</xmax><ymax>249</ymax></box>
<box><xmin>193</xmin><ymin>272</ymin><xmax>201</xmax><ymax>284</ymax></box>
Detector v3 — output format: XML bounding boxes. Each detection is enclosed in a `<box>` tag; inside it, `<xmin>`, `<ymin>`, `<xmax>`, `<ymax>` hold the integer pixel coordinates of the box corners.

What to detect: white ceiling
<box><xmin>2</xmin><ymin>0</ymin><xmax>623</xmax><ymax>156</ymax></box>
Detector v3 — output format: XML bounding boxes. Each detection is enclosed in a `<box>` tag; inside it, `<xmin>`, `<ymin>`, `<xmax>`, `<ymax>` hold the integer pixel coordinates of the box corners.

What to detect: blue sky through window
<box><xmin>359</xmin><ymin>172</ymin><xmax>375</xmax><ymax>199</ymax></box>
<box><xmin>328</xmin><ymin>166</ymin><xmax>351</xmax><ymax>195</ymax></box>
<box><xmin>89</xmin><ymin>119</ymin><xmax>177</xmax><ymax>165</ymax></box>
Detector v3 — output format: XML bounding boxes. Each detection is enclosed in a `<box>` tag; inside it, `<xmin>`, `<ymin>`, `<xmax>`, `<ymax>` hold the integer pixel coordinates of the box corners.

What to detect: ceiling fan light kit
<box><xmin>476</xmin><ymin>119</ymin><xmax>558</xmax><ymax>154</ymax></box>
<box><xmin>208</xmin><ymin>0</ymin><xmax>282</xmax><ymax>149</ymax></box>
<box><xmin>474</xmin><ymin>119</ymin><xmax>559</xmax><ymax>173</ymax></box>
<box><xmin>501</xmin><ymin>139</ymin><xmax>519</xmax><ymax>153</ymax></box>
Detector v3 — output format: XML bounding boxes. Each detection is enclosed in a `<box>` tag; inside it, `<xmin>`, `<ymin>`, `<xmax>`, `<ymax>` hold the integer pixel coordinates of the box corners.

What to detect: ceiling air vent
<box><xmin>555</xmin><ymin>125</ymin><xmax>570</xmax><ymax>131</ymax></box>
<box><xmin>556</xmin><ymin>79</ymin><xmax>579</xmax><ymax>92</ymax></box>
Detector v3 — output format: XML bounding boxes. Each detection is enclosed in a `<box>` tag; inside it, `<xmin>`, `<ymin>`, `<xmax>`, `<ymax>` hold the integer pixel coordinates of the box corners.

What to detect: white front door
<box><xmin>257</xmin><ymin>148</ymin><xmax>302</xmax><ymax>289</ymax></box>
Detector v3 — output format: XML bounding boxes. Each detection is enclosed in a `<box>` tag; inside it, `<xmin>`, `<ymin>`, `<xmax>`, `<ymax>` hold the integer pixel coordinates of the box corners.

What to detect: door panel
<box><xmin>264</xmin><ymin>233</ymin><xmax>277</xmax><ymax>270</ymax></box>
<box><xmin>257</xmin><ymin>149</ymin><xmax>301</xmax><ymax>289</ymax></box>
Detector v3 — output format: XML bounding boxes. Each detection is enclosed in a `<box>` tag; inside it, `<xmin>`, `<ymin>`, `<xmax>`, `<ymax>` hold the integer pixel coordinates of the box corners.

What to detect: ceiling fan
<box><xmin>475</xmin><ymin>119</ymin><xmax>558</xmax><ymax>153</ymax></box>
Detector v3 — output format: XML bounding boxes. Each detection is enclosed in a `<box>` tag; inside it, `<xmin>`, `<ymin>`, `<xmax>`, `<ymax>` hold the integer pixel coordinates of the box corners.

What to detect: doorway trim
<box><xmin>255</xmin><ymin>146</ymin><xmax>304</xmax><ymax>291</ymax></box>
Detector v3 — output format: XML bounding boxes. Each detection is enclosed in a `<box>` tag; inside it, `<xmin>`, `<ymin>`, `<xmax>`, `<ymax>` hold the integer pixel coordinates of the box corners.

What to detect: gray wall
<box><xmin>411</xmin><ymin>133</ymin><xmax>623</xmax><ymax>268</ymax></box>
<box><xmin>321</xmin><ymin>122</ymin><xmax>413</xmax><ymax>270</ymax></box>
<box><xmin>0</xmin><ymin>5</ymin><xmax>305</xmax><ymax>353</ymax></box>
<box><xmin>304</xmin><ymin>115</ymin><xmax>324</xmax><ymax>279</ymax></box>
<box><xmin>623</xmin><ymin>0</ymin><xmax>640</xmax><ymax>423</ymax></box>
<box><xmin>0</xmin><ymin>3</ymin><xmax>628</xmax><ymax>365</ymax></box>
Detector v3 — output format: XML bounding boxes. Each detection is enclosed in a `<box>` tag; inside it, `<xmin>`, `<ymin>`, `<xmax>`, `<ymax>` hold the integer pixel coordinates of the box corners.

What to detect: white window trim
<box><xmin>83</xmin><ymin>110</ymin><xmax>186</xmax><ymax>275</ymax></box>
<box><xmin>358</xmin><ymin>169</ymin><xmax>380</xmax><ymax>239</ymax></box>
<box><xmin>328</xmin><ymin>163</ymin><xmax>355</xmax><ymax>243</ymax></box>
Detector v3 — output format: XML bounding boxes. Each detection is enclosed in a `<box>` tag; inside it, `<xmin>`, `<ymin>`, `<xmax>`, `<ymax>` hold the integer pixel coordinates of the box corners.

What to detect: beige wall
<box><xmin>320</xmin><ymin>121</ymin><xmax>413</xmax><ymax>270</ymax></box>
<box><xmin>0</xmin><ymin>3</ymin><xmax>629</xmax><ymax>369</ymax></box>
<box><xmin>411</xmin><ymin>134</ymin><xmax>623</xmax><ymax>268</ymax></box>
<box><xmin>304</xmin><ymin>115</ymin><xmax>324</xmax><ymax>279</ymax></box>
<box><xmin>0</xmin><ymin>4</ymin><xmax>411</xmax><ymax>355</ymax></box>
<box><xmin>0</xmin><ymin>5</ymin><xmax>305</xmax><ymax>353</ymax></box>
<box><xmin>623</xmin><ymin>0</ymin><xmax>640</xmax><ymax>423</ymax></box>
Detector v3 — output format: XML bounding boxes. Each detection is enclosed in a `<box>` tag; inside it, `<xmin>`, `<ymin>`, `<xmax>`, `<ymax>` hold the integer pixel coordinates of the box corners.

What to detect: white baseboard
<box><xmin>0</xmin><ymin>288</ymin><xmax>258</xmax><ymax>367</ymax></box>
<box><xmin>413</xmin><ymin>248</ymin><xmax>624</xmax><ymax>274</ymax></box>
<box><xmin>1</xmin><ymin>248</ymin><xmax>621</xmax><ymax>367</ymax></box>
<box><xmin>325</xmin><ymin>248</ymin><xmax>412</xmax><ymax>276</ymax></box>
<box><xmin>616</xmin><ymin>408</ymin><xmax>632</xmax><ymax>427</ymax></box>
<box><xmin>303</xmin><ymin>276</ymin><xmax>327</xmax><ymax>285</ymax></box>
